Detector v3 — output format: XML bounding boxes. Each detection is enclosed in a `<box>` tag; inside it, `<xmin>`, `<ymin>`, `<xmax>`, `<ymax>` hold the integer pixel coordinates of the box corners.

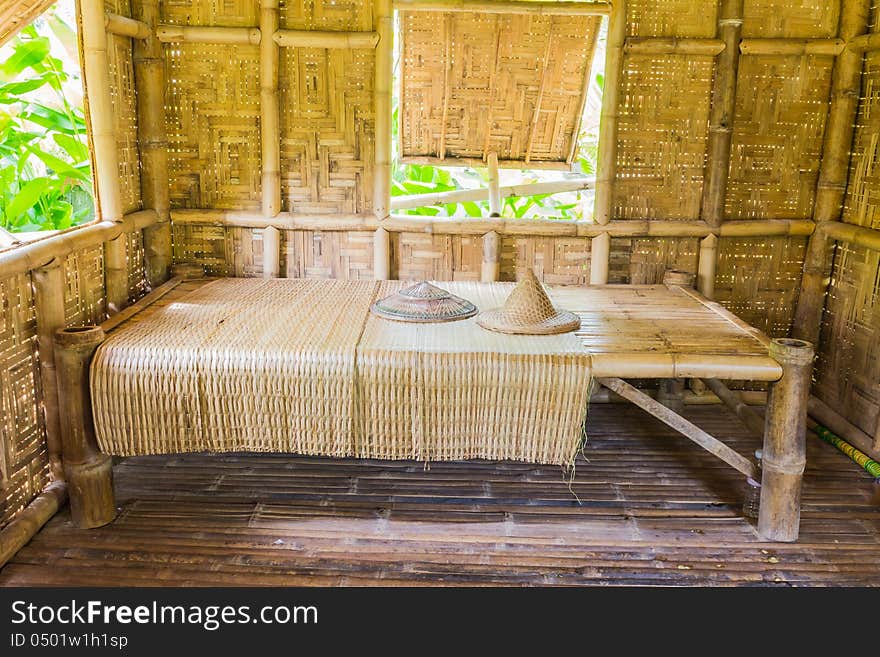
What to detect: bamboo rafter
<box><xmin>156</xmin><ymin>25</ymin><xmax>379</xmax><ymax>48</ymax></box>
<box><xmin>392</xmin><ymin>0</ymin><xmax>612</xmax><ymax>14</ymax></box>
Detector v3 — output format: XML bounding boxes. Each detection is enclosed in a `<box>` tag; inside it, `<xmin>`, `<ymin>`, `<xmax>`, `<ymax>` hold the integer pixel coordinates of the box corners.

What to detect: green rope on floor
<box><xmin>814</xmin><ymin>424</ymin><xmax>880</xmax><ymax>480</ymax></box>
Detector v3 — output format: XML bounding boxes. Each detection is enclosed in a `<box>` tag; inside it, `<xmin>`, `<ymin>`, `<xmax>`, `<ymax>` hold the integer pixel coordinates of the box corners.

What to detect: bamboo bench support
<box><xmin>54</xmin><ymin>326</ymin><xmax>115</xmax><ymax>529</ymax></box>
<box><xmin>704</xmin><ymin>378</ymin><xmax>765</xmax><ymax>437</ymax></box>
<box><xmin>739</xmin><ymin>38</ymin><xmax>845</xmax><ymax>56</ymax></box>
<box><xmin>273</xmin><ymin>29</ymin><xmax>379</xmax><ymax>48</ymax></box>
<box><xmin>156</xmin><ymin>25</ymin><xmax>262</xmax><ymax>44</ymax></box>
<box><xmin>597</xmin><ymin>377</ymin><xmax>758</xmax><ymax>480</ymax></box>
<box><xmin>758</xmin><ymin>338</ymin><xmax>814</xmax><ymax>542</ymax></box>
<box><xmin>625</xmin><ymin>37</ymin><xmax>725</xmax><ymax>56</ymax></box>
<box><xmin>0</xmin><ymin>481</ymin><xmax>67</xmax><ymax>568</ymax></box>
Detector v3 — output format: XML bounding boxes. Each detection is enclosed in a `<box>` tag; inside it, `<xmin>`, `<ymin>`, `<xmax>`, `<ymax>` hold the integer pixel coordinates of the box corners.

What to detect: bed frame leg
<box><xmin>54</xmin><ymin>326</ymin><xmax>116</xmax><ymax>529</ymax></box>
<box><xmin>758</xmin><ymin>338</ymin><xmax>814</xmax><ymax>542</ymax></box>
<box><xmin>657</xmin><ymin>378</ymin><xmax>685</xmax><ymax>412</ymax></box>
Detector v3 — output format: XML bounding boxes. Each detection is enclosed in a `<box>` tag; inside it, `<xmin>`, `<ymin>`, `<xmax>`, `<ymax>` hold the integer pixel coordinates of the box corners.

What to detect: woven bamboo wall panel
<box><xmin>279</xmin><ymin>47</ymin><xmax>374</xmax><ymax>215</ymax></box>
<box><xmin>392</xmin><ymin>233</ymin><xmax>482</xmax><ymax>281</ymax></box>
<box><xmin>613</xmin><ymin>55</ymin><xmax>714</xmax><ymax>220</ymax></box>
<box><xmin>228</xmin><ymin>228</ymin><xmax>265</xmax><ymax>277</ymax></box>
<box><xmin>104</xmin><ymin>0</ymin><xmax>131</xmax><ymax>17</ymax></box>
<box><xmin>107</xmin><ymin>33</ymin><xmax>142</xmax><ymax>215</ymax></box>
<box><xmin>0</xmin><ymin>0</ymin><xmax>55</xmax><ymax>47</ymax></box>
<box><xmin>714</xmin><ymin>236</ymin><xmax>807</xmax><ymax>338</ymax></box>
<box><xmin>165</xmin><ymin>44</ymin><xmax>261</xmax><ymax>211</ymax></box>
<box><xmin>742</xmin><ymin>0</ymin><xmax>840</xmax><ymax>37</ymax></box>
<box><xmin>843</xmin><ymin>51</ymin><xmax>880</xmax><ymax>229</ymax></box>
<box><xmin>399</xmin><ymin>11</ymin><xmax>600</xmax><ymax>165</ymax></box>
<box><xmin>725</xmin><ymin>55</ymin><xmax>833</xmax><ymax>220</ymax></box>
<box><xmin>63</xmin><ymin>246</ymin><xmax>106</xmax><ymax>326</ymax></box>
<box><xmin>608</xmin><ymin>238</ymin><xmax>699</xmax><ymax>284</ymax></box>
<box><xmin>499</xmin><ymin>236</ymin><xmax>591</xmax><ymax>286</ymax></box>
<box><xmin>279</xmin><ymin>0</ymin><xmax>372</xmax><ymax>30</ymax></box>
<box><xmin>160</xmin><ymin>0</ymin><xmax>258</xmax><ymax>26</ymax></box>
<box><xmin>0</xmin><ymin>273</ymin><xmax>50</xmax><ymax>530</ymax></box>
<box><xmin>815</xmin><ymin>242</ymin><xmax>880</xmax><ymax>439</ymax></box>
<box><xmin>126</xmin><ymin>229</ymin><xmax>147</xmax><ymax>301</ymax></box>
<box><xmin>282</xmin><ymin>230</ymin><xmax>374</xmax><ymax>279</ymax></box>
<box><xmin>626</xmin><ymin>0</ymin><xmax>716</xmax><ymax>38</ymax></box>
<box><xmin>172</xmin><ymin>224</ymin><xmax>232</xmax><ymax>276</ymax></box>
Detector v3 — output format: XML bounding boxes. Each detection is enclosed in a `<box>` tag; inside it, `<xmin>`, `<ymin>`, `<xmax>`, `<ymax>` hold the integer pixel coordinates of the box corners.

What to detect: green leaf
<box><xmin>21</xmin><ymin>102</ymin><xmax>85</xmax><ymax>134</ymax></box>
<box><xmin>462</xmin><ymin>201</ymin><xmax>482</xmax><ymax>216</ymax></box>
<box><xmin>52</xmin><ymin>133</ymin><xmax>89</xmax><ymax>162</ymax></box>
<box><xmin>0</xmin><ymin>38</ymin><xmax>50</xmax><ymax>79</ymax></box>
<box><xmin>4</xmin><ymin>178</ymin><xmax>49</xmax><ymax>221</ymax></box>
<box><xmin>26</xmin><ymin>145</ymin><xmax>91</xmax><ymax>183</ymax></box>
<box><xmin>0</xmin><ymin>78</ymin><xmax>47</xmax><ymax>98</ymax></box>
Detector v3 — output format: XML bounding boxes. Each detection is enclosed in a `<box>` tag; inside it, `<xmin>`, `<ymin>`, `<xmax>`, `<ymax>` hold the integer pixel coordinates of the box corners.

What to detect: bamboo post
<box><xmin>32</xmin><ymin>259</ymin><xmax>66</xmax><ymax>480</ymax></box>
<box><xmin>262</xmin><ymin>226</ymin><xmax>281</xmax><ymax>278</ymax></box>
<box><xmin>374</xmin><ymin>0</ymin><xmax>393</xmax><ymax>220</ymax></box>
<box><xmin>704</xmin><ymin>378</ymin><xmax>766</xmax><ymax>437</ymax></box>
<box><xmin>589</xmin><ymin>232</ymin><xmax>610</xmax><ymax>284</ymax></box>
<box><xmin>0</xmin><ymin>481</ymin><xmax>67</xmax><ymax>568</ymax></box>
<box><xmin>593</xmin><ymin>0</ymin><xmax>624</xmax><ymax>226</ymax></box>
<box><xmin>758</xmin><ymin>338</ymin><xmax>814</xmax><ymax>541</ymax></box>
<box><xmin>104</xmin><ymin>236</ymin><xmax>127</xmax><ymax>313</ymax></box>
<box><xmin>701</xmin><ymin>0</ymin><xmax>743</xmax><ymax>229</ymax></box>
<box><xmin>487</xmin><ymin>152</ymin><xmax>501</xmax><ymax>217</ymax></box>
<box><xmin>656</xmin><ymin>378</ymin><xmax>686</xmax><ymax>412</ymax></box>
<box><xmin>697</xmin><ymin>234</ymin><xmax>717</xmax><ymax>299</ymax></box>
<box><xmin>134</xmin><ymin>0</ymin><xmax>171</xmax><ymax>287</ymax></box>
<box><xmin>53</xmin><ymin>326</ymin><xmax>116</xmax><ymax>529</ymax></box>
<box><xmin>261</xmin><ymin>0</ymin><xmax>281</xmax><ymax>219</ymax></box>
<box><xmin>793</xmin><ymin>0</ymin><xmax>870</xmax><ymax>345</ymax></box>
<box><xmin>374</xmin><ymin>227</ymin><xmax>390</xmax><ymax>280</ymax></box>
<box><xmin>481</xmin><ymin>230</ymin><xmax>500</xmax><ymax>282</ymax></box>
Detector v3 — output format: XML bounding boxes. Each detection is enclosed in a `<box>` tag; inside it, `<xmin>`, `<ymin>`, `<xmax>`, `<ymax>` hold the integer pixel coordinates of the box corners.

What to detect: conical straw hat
<box><xmin>370</xmin><ymin>281</ymin><xmax>478</xmax><ymax>323</ymax></box>
<box><xmin>477</xmin><ymin>270</ymin><xmax>581</xmax><ymax>335</ymax></box>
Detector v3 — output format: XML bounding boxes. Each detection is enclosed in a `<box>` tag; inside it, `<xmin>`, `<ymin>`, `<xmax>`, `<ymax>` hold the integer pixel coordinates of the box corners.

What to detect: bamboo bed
<box><xmin>52</xmin><ymin>271</ymin><xmax>813</xmax><ymax>542</ymax></box>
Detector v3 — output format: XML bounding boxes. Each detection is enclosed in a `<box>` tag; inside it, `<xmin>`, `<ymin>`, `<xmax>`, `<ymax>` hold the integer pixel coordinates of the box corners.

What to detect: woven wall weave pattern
<box><xmin>844</xmin><ymin>51</ymin><xmax>880</xmax><ymax>230</ymax></box>
<box><xmin>282</xmin><ymin>230</ymin><xmax>374</xmax><ymax>280</ymax></box>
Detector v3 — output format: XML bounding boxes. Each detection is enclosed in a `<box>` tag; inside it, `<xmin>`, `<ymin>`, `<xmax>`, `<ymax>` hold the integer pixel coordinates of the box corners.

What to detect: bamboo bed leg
<box><xmin>374</xmin><ymin>227</ymin><xmax>391</xmax><ymax>280</ymax></box>
<box><xmin>758</xmin><ymin>338</ymin><xmax>814</xmax><ymax>542</ymax></box>
<box><xmin>134</xmin><ymin>0</ymin><xmax>172</xmax><ymax>286</ymax></box>
<box><xmin>589</xmin><ymin>232</ymin><xmax>610</xmax><ymax>284</ymax></box>
<box><xmin>32</xmin><ymin>259</ymin><xmax>66</xmax><ymax>480</ymax></box>
<box><xmin>481</xmin><ymin>230</ymin><xmax>500</xmax><ymax>282</ymax></box>
<box><xmin>697</xmin><ymin>234</ymin><xmax>717</xmax><ymax>299</ymax></box>
<box><xmin>53</xmin><ymin>326</ymin><xmax>116</xmax><ymax>529</ymax></box>
<box><xmin>657</xmin><ymin>378</ymin><xmax>685</xmax><ymax>413</ymax></box>
<box><xmin>487</xmin><ymin>152</ymin><xmax>501</xmax><ymax>217</ymax></box>
<box><xmin>262</xmin><ymin>226</ymin><xmax>281</xmax><ymax>278</ymax></box>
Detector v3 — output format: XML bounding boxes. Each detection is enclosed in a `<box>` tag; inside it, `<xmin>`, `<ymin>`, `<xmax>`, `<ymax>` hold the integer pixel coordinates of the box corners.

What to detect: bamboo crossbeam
<box><xmin>704</xmin><ymin>378</ymin><xmax>766</xmax><ymax>437</ymax></box>
<box><xmin>0</xmin><ymin>481</ymin><xmax>67</xmax><ymax>568</ymax></box>
<box><xmin>374</xmin><ymin>0</ymin><xmax>393</xmax><ymax>220</ymax></box>
<box><xmin>487</xmin><ymin>153</ymin><xmax>501</xmax><ymax>216</ymax></box>
<box><xmin>400</xmin><ymin>155</ymin><xmax>574</xmax><ymax>171</ymax></box>
<box><xmin>593</xmin><ymin>0</ymin><xmax>624</xmax><ymax>226</ymax></box>
<box><xmin>261</xmin><ymin>1</ymin><xmax>281</xmax><ymax>219</ymax></box>
<box><xmin>104</xmin><ymin>13</ymin><xmax>150</xmax><ymax>39</ymax></box>
<box><xmin>598</xmin><ymin>377</ymin><xmax>758</xmax><ymax>479</ymax></box>
<box><xmin>100</xmin><ymin>276</ymin><xmax>184</xmax><ymax>334</ymax></box>
<box><xmin>809</xmin><ymin>396</ymin><xmax>880</xmax><ymax>456</ymax></box>
<box><xmin>739</xmin><ymin>38</ymin><xmax>846</xmax><ymax>56</ymax></box>
<box><xmin>847</xmin><ymin>32</ymin><xmax>880</xmax><ymax>52</ymax></box>
<box><xmin>625</xmin><ymin>37</ymin><xmax>725</xmax><ymax>56</ymax></box>
<box><xmin>135</xmin><ymin>0</ymin><xmax>171</xmax><ymax>287</ymax></box>
<box><xmin>0</xmin><ymin>210</ymin><xmax>158</xmax><ymax>279</ymax></box>
<box><xmin>156</xmin><ymin>25</ymin><xmax>261</xmax><ymax>44</ymax></box>
<box><xmin>273</xmin><ymin>29</ymin><xmax>379</xmax><ymax>48</ymax></box>
<box><xmin>393</xmin><ymin>0</ymin><xmax>612</xmax><ymax>15</ymax></box>
<box><xmin>677</xmin><ymin>283</ymin><xmax>774</xmax><ymax>350</ymax></box>
<box><xmin>389</xmin><ymin>177</ymin><xmax>595</xmax><ymax>210</ymax></box>
<box><xmin>817</xmin><ymin>216</ymin><xmax>880</xmax><ymax>250</ymax></box>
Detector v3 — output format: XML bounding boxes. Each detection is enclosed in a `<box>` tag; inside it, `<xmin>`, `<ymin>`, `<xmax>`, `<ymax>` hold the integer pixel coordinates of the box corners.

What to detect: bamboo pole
<box><xmin>589</xmin><ymin>232</ymin><xmax>610</xmax><ymax>284</ymax></box>
<box><xmin>273</xmin><ymin>29</ymin><xmax>380</xmax><ymax>48</ymax></box>
<box><xmin>54</xmin><ymin>326</ymin><xmax>116</xmax><ymax>529</ymax></box>
<box><xmin>793</xmin><ymin>0</ymin><xmax>870</xmax><ymax>346</ymax></box>
<box><xmin>739</xmin><ymin>38</ymin><xmax>845</xmax><ymax>56</ymax></box>
<box><xmin>262</xmin><ymin>226</ymin><xmax>281</xmax><ymax>278</ymax></box>
<box><xmin>390</xmin><ymin>177</ymin><xmax>595</xmax><ymax>210</ymax></box>
<box><xmin>598</xmin><ymin>377</ymin><xmax>758</xmax><ymax>479</ymax></box>
<box><xmin>487</xmin><ymin>153</ymin><xmax>501</xmax><ymax>217</ymax></box>
<box><xmin>401</xmin><ymin>155</ymin><xmax>574</xmax><ymax>170</ymax></box>
<box><xmin>808</xmin><ymin>395</ymin><xmax>879</xmax><ymax>457</ymax></box>
<box><xmin>31</xmin><ymin>259</ymin><xmax>66</xmax><ymax>480</ymax></box>
<box><xmin>656</xmin><ymin>378</ymin><xmax>686</xmax><ymax>412</ymax></box>
<box><xmin>481</xmin><ymin>230</ymin><xmax>500</xmax><ymax>282</ymax></box>
<box><xmin>697</xmin><ymin>234</ymin><xmax>718</xmax><ymax>299</ymax></box>
<box><xmin>156</xmin><ymin>25</ymin><xmax>262</xmax><ymax>44</ymax></box>
<box><xmin>847</xmin><ymin>32</ymin><xmax>880</xmax><ymax>52</ymax></box>
<box><xmin>170</xmin><ymin>262</ymin><xmax>206</xmax><ymax>279</ymax></box>
<box><xmin>100</xmin><ymin>276</ymin><xmax>185</xmax><ymax>333</ymax></box>
<box><xmin>624</xmin><ymin>37</ymin><xmax>726</xmax><ymax>56</ymax></box>
<box><xmin>104</xmin><ymin>236</ymin><xmax>127</xmax><ymax>313</ymax></box>
<box><xmin>758</xmin><ymin>338</ymin><xmax>814</xmax><ymax>542</ymax></box>
<box><xmin>104</xmin><ymin>13</ymin><xmax>150</xmax><ymax>39</ymax></box>
<box><xmin>393</xmin><ymin>0</ymin><xmax>612</xmax><ymax>15</ymax></box>
<box><xmin>261</xmin><ymin>0</ymin><xmax>281</xmax><ymax>219</ymax></box>
<box><xmin>701</xmin><ymin>0</ymin><xmax>743</xmax><ymax>230</ymax></box>
<box><xmin>593</xmin><ymin>0</ymin><xmax>625</xmax><ymax>226</ymax></box>
<box><xmin>0</xmin><ymin>481</ymin><xmax>67</xmax><ymax>568</ymax></box>
<box><xmin>662</xmin><ymin>269</ymin><xmax>696</xmax><ymax>287</ymax></box>
<box><xmin>704</xmin><ymin>378</ymin><xmax>766</xmax><ymax>437</ymax></box>
<box><xmin>134</xmin><ymin>0</ymin><xmax>171</xmax><ymax>287</ymax></box>
<box><xmin>374</xmin><ymin>227</ymin><xmax>391</xmax><ymax>280</ymax></box>
<box><xmin>820</xmin><ymin>219</ymin><xmax>880</xmax><ymax>250</ymax></box>
<box><xmin>374</xmin><ymin>0</ymin><xmax>393</xmax><ymax>220</ymax></box>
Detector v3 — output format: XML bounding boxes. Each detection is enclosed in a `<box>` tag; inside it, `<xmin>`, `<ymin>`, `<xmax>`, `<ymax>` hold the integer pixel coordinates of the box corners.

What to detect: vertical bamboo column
<box><xmin>697</xmin><ymin>234</ymin><xmax>717</xmax><ymax>299</ymax></box>
<box><xmin>758</xmin><ymin>338</ymin><xmax>814</xmax><ymax>542</ymax></box>
<box><xmin>793</xmin><ymin>0</ymin><xmax>870</xmax><ymax>345</ymax></box>
<box><xmin>701</xmin><ymin>0</ymin><xmax>743</xmax><ymax>230</ymax></box>
<box><xmin>81</xmin><ymin>0</ymin><xmax>126</xmax><ymax>313</ymax></box>
<box><xmin>589</xmin><ymin>233</ymin><xmax>610</xmax><ymax>284</ymax></box>
<box><xmin>487</xmin><ymin>152</ymin><xmax>501</xmax><ymax>217</ymax></box>
<box><xmin>260</xmin><ymin>0</ymin><xmax>282</xmax><ymax>278</ymax></box>
<box><xmin>374</xmin><ymin>227</ymin><xmax>390</xmax><ymax>280</ymax></box>
<box><xmin>481</xmin><ymin>230</ymin><xmax>500</xmax><ymax>282</ymax></box>
<box><xmin>32</xmin><ymin>260</ymin><xmax>66</xmax><ymax>480</ymax></box>
<box><xmin>373</xmin><ymin>0</ymin><xmax>393</xmax><ymax>279</ymax></box>
<box><xmin>593</xmin><ymin>0</ymin><xmax>625</xmax><ymax>227</ymax></box>
<box><xmin>262</xmin><ymin>226</ymin><xmax>281</xmax><ymax>278</ymax></box>
<box><xmin>134</xmin><ymin>0</ymin><xmax>172</xmax><ymax>287</ymax></box>
<box><xmin>54</xmin><ymin>326</ymin><xmax>116</xmax><ymax>529</ymax></box>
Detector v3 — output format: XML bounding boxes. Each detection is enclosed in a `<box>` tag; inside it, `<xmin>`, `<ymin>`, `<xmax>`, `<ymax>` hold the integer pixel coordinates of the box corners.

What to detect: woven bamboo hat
<box><xmin>477</xmin><ymin>270</ymin><xmax>581</xmax><ymax>335</ymax></box>
<box><xmin>370</xmin><ymin>281</ymin><xmax>478</xmax><ymax>323</ymax></box>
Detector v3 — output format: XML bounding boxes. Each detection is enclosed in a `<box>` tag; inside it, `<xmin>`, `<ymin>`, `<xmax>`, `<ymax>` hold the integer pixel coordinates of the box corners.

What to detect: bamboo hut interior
<box><xmin>1</xmin><ymin>0</ymin><xmax>880</xmax><ymax>586</ymax></box>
